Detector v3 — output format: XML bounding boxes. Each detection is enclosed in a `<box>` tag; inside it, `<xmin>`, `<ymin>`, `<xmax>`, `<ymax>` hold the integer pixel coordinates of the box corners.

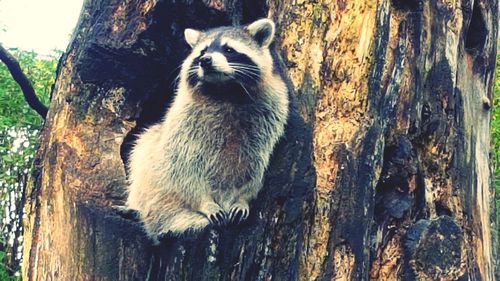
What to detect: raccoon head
<box><xmin>180</xmin><ymin>19</ymin><xmax>276</xmax><ymax>94</ymax></box>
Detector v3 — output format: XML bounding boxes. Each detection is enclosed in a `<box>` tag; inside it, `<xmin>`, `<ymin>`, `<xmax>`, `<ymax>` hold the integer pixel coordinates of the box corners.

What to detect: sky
<box><xmin>0</xmin><ymin>0</ymin><xmax>84</xmax><ymax>56</ymax></box>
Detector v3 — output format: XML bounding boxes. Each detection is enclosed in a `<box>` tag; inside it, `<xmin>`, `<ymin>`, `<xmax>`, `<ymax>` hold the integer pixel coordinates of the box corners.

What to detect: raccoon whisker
<box><xmin>172</xmin><ymin>68</ymin><xmax>199</xmax><ymax>88</ymax></box>
<box><xmin>230</xmin><ymin>64</ymin><xmax>259</xmax><ymax>72</ymax></box>
<box><xmin>229</xmin><ymin>65</ymin><xmax>260</xmax><ymax>73</ymax></box>
<box><xmin>185</xmin><ymin>70</ymin><xmax>199</xmax><ymax>78</ymax></box>
<box><xmin>233</xmin><ymin>69</ymin><xmax>260</xmax><ymax>80</ymax></box>
<box><xmin>237</xmin><ymin>82</ymin><xmax>256</xmax><ymax>102</ymax></box>
<box><xmin>232</xmin><ymin>67</ymin><xmax>256</xmax><ymax>74</ymax></box>
<box><xmin>230</xmin><ymin>65</ymin><xmax>260</xmax><ymax>71</ymax></box>
<box><xmin>229</xmin><ymin>66</ymin><xmax>260</xmax><ymax>71</ymax></box>
<box><xmin>171</xmin><ymin>75</ymin><xmax>181</xmax><ymax>88</ymax></box>
<box><xmin>233</xmin><ymin>69</ymin><xmax>259</xmax><ymax>82</ymax></box>
<box><xmin>170</xmin><ymin>64</ymin><xmax>193</xmax><ymax>88</ymax></box>
<box><xmin>172</xmin><ymin>63</ymin><xmax>185</xmax><ymax>74</ymax></box>
<box><xmin>186</xmin><ymin>69</ymin><xmax>199</xmax><ymax>76</ymax></box>
<box><xmin>232</xmin><ymin>67</ymin><xmax>260</xmax><ymax>75</ymax></box>
<box><xmin>231</xmin><ymin>67</ymin><xmax>260</xmax><ymax>75</ymax></box>
<box><xmin>230</xmin><ymin>67</ymin><xmax>260</xmax><ymax>73</ymax></box>
<box><xmin>168</xmin><ymin>63</ymin><xmax>186</xmax><ymax>78</ymax></box>
<box><xmin>228</xmin><ymin>63</ymin><xmax>260</xmax><ymax>69</ymax></box>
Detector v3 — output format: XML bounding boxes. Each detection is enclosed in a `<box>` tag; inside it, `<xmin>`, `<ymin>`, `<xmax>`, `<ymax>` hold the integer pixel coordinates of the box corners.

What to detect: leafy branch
<box><xmin>0</xmin><ymin>44</ymin><xmax>48</xmax><ymax>118</ymax></box>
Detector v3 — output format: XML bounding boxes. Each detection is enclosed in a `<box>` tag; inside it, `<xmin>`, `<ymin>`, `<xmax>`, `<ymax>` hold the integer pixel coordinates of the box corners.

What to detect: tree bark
<box><xmin>22</xmin><ymin>0</ymin><xmax>498</xmax><ymax>280</ymax></box>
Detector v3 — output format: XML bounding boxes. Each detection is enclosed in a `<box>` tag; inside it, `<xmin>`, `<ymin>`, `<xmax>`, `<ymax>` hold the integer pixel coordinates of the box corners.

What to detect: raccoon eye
<box><xmin>224</xmin><ymin>46</ymin><xmax>235</xmax><ymax>53</ymax></box>
<box><xmin>200</xmin><ymin>47</ymin><xmax>207</xmax><ymax>56</ymax></box>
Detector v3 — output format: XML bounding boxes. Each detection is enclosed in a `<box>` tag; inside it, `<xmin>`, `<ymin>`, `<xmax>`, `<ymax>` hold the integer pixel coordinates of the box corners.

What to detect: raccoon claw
<box><xmin>207</xmin><ymin>210</ymin><xmax>227</xmax><ymax>226</ymax></box>
<box><xmin>228</xmin><ymin>205</ymin><xmax>249</xmax><ymax>224</ymax></box>
<box><xmin>201</xmin><ymin>201</ymin><xmax>227</xmax><ymax>226</ymax></box>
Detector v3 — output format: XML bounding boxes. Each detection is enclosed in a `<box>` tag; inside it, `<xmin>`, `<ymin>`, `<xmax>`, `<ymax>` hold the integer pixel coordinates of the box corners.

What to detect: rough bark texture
<box><xmin>23</xmin><ymin>0</ymin><xmax>498</xmax><ymax>280</ymax></box>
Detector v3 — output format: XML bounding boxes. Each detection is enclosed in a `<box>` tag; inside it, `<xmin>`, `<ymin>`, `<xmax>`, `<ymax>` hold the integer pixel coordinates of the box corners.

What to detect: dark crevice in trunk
<box><xmin>391</xmin><ymin>0</ymin><xmax>422</xmax><ymax>12</ymax></box>
<box><xmin>464</xmin><ymin>1</ymin><xmax>487</xmax><ymax>53</ymax></box>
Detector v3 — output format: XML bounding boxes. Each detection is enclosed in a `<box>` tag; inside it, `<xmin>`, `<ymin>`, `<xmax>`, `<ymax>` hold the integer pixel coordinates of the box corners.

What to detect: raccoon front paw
<box><xmin>206</xmin><ymin>209</ymin><xmax>227</xmax><ymax>226</ymax></box>
<box><xmin>228</xmin><ymin>202</ymin><xmax>249</xmax><ymax>224</ymax></box>
<box><xmin>200</xmin><ymin>202</ymin><xmax>227</xmax><ymax>226</ymax></box>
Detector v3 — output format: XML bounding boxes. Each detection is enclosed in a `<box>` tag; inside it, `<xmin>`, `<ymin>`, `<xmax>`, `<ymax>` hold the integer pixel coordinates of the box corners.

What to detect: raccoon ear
<box><xmin>246</xmin><ymin>18</ymin><xmax>275</xmax><ymax>48</ymax></box>
<box><xmin>184</xmin><ymin>29</ymin><xmax>202</xmax><ymax>48</ymax></box>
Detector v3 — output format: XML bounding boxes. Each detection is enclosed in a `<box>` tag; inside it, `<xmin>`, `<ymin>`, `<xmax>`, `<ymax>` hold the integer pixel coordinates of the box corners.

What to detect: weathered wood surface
<box><xmin>22</xmin><ymin>0</ymin><xmax>498</xmax><ymax>280</ymax></box>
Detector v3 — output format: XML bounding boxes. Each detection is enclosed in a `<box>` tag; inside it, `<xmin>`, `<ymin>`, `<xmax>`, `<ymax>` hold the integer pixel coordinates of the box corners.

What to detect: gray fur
<box><xmin>125</xmin><ymin>19</ymin><xmax>289</xmax><ymax>243</ymax></box>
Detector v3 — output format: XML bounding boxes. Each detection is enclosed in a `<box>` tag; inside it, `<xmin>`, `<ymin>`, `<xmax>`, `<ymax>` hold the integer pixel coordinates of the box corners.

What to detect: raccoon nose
<box><xmin>199</xmin><ymin>56</ymin><xmax>212</xmax><ymax>68</ymax></box>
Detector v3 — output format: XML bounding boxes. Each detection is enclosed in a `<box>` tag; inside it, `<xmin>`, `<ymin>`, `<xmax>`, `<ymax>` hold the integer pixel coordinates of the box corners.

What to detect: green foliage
<box><xmin>0</xmin><ymin>49</ymin><xmax>58</xmax><ymax>128</ymax></box>
<box><xmin>0</xmin><ymin>250</ymin><xmax>19</xmax><ymax>281</ymax></box>
<box><xmin>493</xmin><ymin>54</ymin><xmax>500</xmax><ymax>223</ymax></box>
<box><xmin>0</xmin><ymin>49</ymin><xmax>59</xmax><ymax>280</ymax></box>
<box><xmin>0</xmin><ymin>48</ymin><xmax>56</xmax><ymax>194</ymax></box>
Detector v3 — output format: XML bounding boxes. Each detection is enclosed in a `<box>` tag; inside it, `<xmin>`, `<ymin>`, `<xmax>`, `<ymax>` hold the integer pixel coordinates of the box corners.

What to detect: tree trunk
<box><xmin>22</xmin><ymin>0</ymin><xmax>498</xmax><ymax>280</ymax></box>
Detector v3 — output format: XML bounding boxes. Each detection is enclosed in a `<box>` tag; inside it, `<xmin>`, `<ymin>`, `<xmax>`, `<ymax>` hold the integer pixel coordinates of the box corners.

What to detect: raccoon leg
<box><xmin>136</xmin><ymin>194</ymin><xmax>211</xmax><ymax>243</ymax></box>
<box><xmin>199</xmin><ymin>198</ymin><xmax>227</xmax><ymax>226</ymax></box>
<box><xmin>145</xmin><ymin>208</ymin><xmax>210</xmax><ymax>244</ymax></box>
<box><xmin>161</xmin><ymin>210</ymin><xmax>211</xmax><ymax>234</ymax></box>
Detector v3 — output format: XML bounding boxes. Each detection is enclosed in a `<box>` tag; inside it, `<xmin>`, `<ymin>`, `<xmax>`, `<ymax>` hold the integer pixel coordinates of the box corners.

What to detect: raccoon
<box><xmin>125</xmin><ymin>18</ymin><xmax>289</xmax><ymax>243</ymax></box>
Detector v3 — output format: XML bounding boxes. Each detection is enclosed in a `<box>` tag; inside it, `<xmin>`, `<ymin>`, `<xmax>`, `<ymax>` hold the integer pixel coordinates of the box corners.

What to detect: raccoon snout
<box><xmin>199</xmin><ymin>56</ymin><xmax>213</xmax><ymax>68</ymax></box>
